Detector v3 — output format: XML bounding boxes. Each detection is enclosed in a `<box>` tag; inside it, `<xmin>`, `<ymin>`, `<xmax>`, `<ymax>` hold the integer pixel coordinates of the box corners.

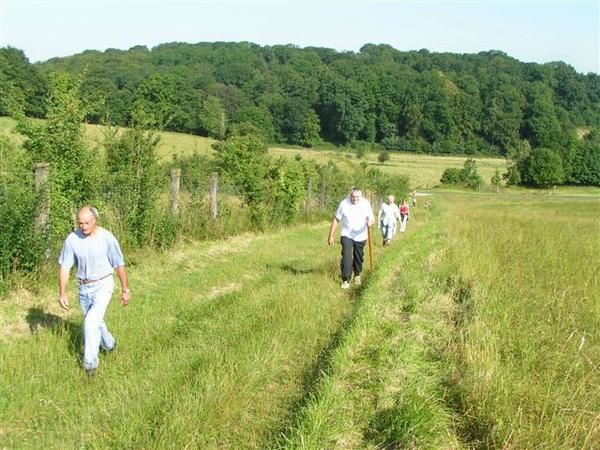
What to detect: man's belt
<box><xmin>78</xmin><ymin>273</ymin><xmax>112</xmax><ymax>285</ymax></box>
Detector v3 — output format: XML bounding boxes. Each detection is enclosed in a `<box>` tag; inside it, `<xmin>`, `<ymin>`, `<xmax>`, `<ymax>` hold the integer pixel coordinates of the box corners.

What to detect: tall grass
<box><xmin>440</xmin><ymin>193</ymin><xmax>600</xmax><ymax>448</ymax></box>
<box><xmin>0</xmin><ymin>224</ymin><xmax>352</xmax><ymax>448</ymax></box>
<box><xmin>275</xmin><ymin>205</ymin><xmax>463</xmax><ymax>449</ymax></box>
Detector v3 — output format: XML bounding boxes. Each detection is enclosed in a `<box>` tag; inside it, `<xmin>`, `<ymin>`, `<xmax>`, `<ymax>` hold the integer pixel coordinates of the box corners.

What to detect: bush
<box><xmin>0</xmin><ymin>137</ymin><xmax>44</xmax><ymax>291</ymax></box>
<box><xmin>378</xmin><ymin>150</ymin><xmax>391</xmax><ymax>164</ymax></box>
<box><xmin>440</xmin><ymin>159</ymin><xmax>482</xmax><ymax>189</ymax></box>
<box><xmin>104</xmin><ymin>123</ymin><xmax>163</xmax><ymax>247</ymax></box>
<box><xmin>522</xmin><ymin>147</ymin><xmax>565</xmax><ymax>187</ymax></box>
<box><xmin>440</xmin><ymin>168</ymin><xmax>463</xmax><ymax>185</ymax></box>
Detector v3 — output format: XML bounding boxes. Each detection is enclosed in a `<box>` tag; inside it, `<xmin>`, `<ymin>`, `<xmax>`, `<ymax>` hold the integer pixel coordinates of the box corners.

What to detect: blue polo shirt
<box><xmin>58</xmin><ymin>228</ymin><xmax>125</xmax><ymax>281</ymax></box>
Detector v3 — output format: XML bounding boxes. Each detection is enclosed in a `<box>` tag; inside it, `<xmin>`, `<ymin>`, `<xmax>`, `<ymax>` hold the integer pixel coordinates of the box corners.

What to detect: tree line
<box><xmin>0</xmin><ymin>73</ymin><xmax>409</xmax><ymax>292</ymax></box>
<box><xmin>1</xmin><ymin>41</ymin><xmax>599</xmax><ymax>186</ymax></box>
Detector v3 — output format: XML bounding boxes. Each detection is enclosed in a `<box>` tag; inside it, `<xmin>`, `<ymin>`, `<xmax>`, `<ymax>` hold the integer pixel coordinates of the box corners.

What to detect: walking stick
<box><xmin>367</xmin><ymin>221</ymin><xmax>374</xmax><ymax>270</ymax></box>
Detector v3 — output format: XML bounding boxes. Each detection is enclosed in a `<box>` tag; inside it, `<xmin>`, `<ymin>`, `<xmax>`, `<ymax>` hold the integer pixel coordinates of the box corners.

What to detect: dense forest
<box><xmin>1</xmin><ymin>42</ymin><xmax>599</xmax><ymax>185</ymax></box>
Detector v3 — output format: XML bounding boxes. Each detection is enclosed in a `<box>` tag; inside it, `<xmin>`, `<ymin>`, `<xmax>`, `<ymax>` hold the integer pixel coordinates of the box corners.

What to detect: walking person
<box><xmin>378</xmin><ymin>195</ymin><xmax>401</xmax><ymax>246</ymax></box>
<box><xmin>399</xmin><ymin>198</ymin><xmax>410</xmax><ymax>233</ymax></box>
<box><xmin>58</xmin><ymin>206</ymin><xmax>131</xmax><ymax>376</ymax></box>
<box><xmin>327</xmin><ymin>187</ymin><xmax>375</xmax><ymax>289</ymax></box>
<box><xmin>411</xmin><ymin>190</ymin><xmax>417</xmax><ymax>208</ymax></box>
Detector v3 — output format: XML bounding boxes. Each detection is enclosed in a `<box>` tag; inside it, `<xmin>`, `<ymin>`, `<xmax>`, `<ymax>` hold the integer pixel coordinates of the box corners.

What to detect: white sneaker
<box><xmin>341</xmin><ymin>281</ymin><xmax>350</xmax><ymax>289</ymax></box>
<box><xmin>354</xmin><ymin>276</ymin><xmax>362</xmax><ymax>286</ymax></box>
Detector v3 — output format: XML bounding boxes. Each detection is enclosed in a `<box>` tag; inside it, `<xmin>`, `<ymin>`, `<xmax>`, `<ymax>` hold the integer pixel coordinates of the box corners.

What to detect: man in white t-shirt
<box><xmin>327</xmin><ymin>187</ymin><xmax>375</xmax><ymax>289</ymax></box>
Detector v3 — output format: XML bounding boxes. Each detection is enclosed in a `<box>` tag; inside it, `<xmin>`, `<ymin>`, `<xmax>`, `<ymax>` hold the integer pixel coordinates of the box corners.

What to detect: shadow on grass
<box><xmin>26</xmin><ymin>307</ymin><xmax>82</xmax><ymax>365</ymax></box>
<box><xmin>278</xmin><ymin>263</ymin><xmax>324</xmax><ymax>276</ymax></box>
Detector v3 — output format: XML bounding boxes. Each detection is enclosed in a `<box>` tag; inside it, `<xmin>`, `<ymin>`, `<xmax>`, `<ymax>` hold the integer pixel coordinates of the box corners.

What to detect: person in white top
<box><xmin>378</xmin><ymin>195</ymin><xmax>401</xmax><ymax>246</ymax></box>
<box><xmin>327</xmin><ymin>187</ymin><xmax>375</xmax><ymax>289</ymax></box>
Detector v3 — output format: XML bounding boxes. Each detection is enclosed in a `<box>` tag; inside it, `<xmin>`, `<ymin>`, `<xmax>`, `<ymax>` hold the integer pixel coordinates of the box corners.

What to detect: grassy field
<box><xmin>0</xmin><ymin>223</ymin><xmax>355</xmax><ymax>448</ymax></box>
<box><xmin>2</xmin><ymin>192</ymin><xmax>598</xmax><ymax>448</ymax></box>
<box><xmin>271</xmin><ymin>146</ymin><xmax>507</xmax><ymax>190</ymax></box>
<box><xmin>0</xmin><ymin>116</ymin><xmax>216</xmax><ymax>162</ymax></box>
<box><xmin>2</xmin><ymin>116</ymin><xmax>507</xmax><ymax>189</ymax></box>
<box><xmin>438</xmin><ymin>193</ymin><xmax>600</xmax><ymax>448</ymax></box>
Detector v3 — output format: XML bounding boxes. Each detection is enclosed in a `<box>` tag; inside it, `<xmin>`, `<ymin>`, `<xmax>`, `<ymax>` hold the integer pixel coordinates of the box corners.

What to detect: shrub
<box><xmin>522</xmin><ymin>147</ymin><xmax>565</xmax><ymax>187</ymax></box>
<box><xmin>440</xmin><ymin>168</ymin><xmax>463</xmax><ymax>185</ymax></box>
<box><xmin>104</xmin><ymin>123</ymin><xmax>163</xmax><ymax>247</ymax></box>
<box><xmin>378</xmin><ymin>150</ymin><xmax>391</xmax><ymax>164</ymax></box>
<box><xmin>0</xmin><ymin>136</ymin><xmax>44</xmax><ymax>291</ymax></box>
<box><xmin>440</xmin><ymin>159</ymin><xmax>482</xmax><ymax>189</ymax></box>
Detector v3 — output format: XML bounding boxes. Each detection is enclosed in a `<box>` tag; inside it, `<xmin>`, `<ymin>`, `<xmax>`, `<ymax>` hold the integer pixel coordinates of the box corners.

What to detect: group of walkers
<box><xmin>327</xmin><ymin>187</ymin><xmax>416</xmax><ymax>290</ymax></box>
<box><xmin>59</xmin><ymin>188</ymin><xmax>418</xmax><ymax>375</ymax></box>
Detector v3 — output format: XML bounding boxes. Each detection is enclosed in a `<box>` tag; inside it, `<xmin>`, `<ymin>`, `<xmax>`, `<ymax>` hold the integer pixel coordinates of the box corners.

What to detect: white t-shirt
<box><xmin>378</xmin><ymin>202</ymin><xmax>400</xmax><ymax>226</ymax></box>
<box><xmin>335</xmin><ymin>197</ymin><xmax>374</xmax><ymax>242</ymax></box>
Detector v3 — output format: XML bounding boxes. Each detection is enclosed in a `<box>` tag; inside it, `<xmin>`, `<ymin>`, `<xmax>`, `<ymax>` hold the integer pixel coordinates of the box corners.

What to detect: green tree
<box><xmin>523</xmin><ymin>82</ymin><xmax>563</xmax><ymax>148</ymax></box>
<box><xmin>133</xmin><ymin>73</ymin><xmax>199</xmax><ymax>132</ymax></box>
<box><xmin>199</xmin><ymin>96</ymin><xmax>227</xmax><ymax>139</ymax></box>
<box><xmin>491</xmin><ymin>169</ymin><xmax>502</xmax><ymax>192</ymax></box>
<box><xmin>440</xmin><ymin>158</ymin><xmax>482</xmax><ymax>189</ymax></box>
<box><xmin>522</xmin><ymin>147</ymin><xmax>565</xmax><ymax>187</ymax></box>
<box><xmin>267</xmin><ymin>158</ymin><xmax>306</xmax><ymax>224</ymax></box>
<box><xmin>16</xmin><ymin>72</ymin><xmax>102</xmax><ymax>243</ymax></box>
<box><xmin>104</xmin><ymin>119</ymin><xmax>163</xmax><ymax>247</ymax></box>
<box><xmin>213</xmin><ymin>134</ymin><xmax>270</xmax><ymax>227</ymax></box>
<box><xmin>0</xmin><ymin>136</ymin><xmax>44</xmax><ymax>290</ymax></box>
<box><xmin>569</xmin><ymin>129</ymin><xmax>600</xmax><ymax>186</ymax></box>
<box><xmin>378</xmin><ymin>150</ymin><xmax>391</xmax><ymax>164</ymax></box>
<box><xmin>233</xmin><ymin>105</ymin><xmax>275</xmax><ymax>143</ymax></box>
<box><xmin>0</xmin><ymin>47</ymin><xmax>48</xmax><ymax>118</ymax></box>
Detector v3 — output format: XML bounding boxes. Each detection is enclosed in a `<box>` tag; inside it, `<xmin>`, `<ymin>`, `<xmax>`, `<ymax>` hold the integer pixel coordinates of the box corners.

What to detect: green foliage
<box><xmin>104</xmin><ymin>123</ymin><xmax>163</xmax><ymax>247</ymax></box>
<box><xmin>521</xmin><ymin>147</ymin><xmax>565</xmax><ymax>187</ymax></box>
<box><xmin>377</xmin><ymin>150</ymin><xmax>391</xmax><ymax>164</ymax></box>
<box><xmin>5</xmin><ymin>41</ymin><xmax>600</xmax><ymax>177</ymax></box>
<box><xmin>0</xmin><ymin>47</ymin><xmax>47</xmax><ymax>118</ymax></box>
<box><xmin>233</xmin><ymin>105</ymin><xmax>275</xmax><ymax>143</ymax></box>
<box><xmin>490</xmin><ymin>169</ymin><xmax>502</xmax><ymax>188</ymax></box>
<box><xmin>364</xmin><ymin>167</ymin><xmax>410</xmax><ymax>200</ymax></box>
<box><xmin>440</xmin><ymin>168</ymin><xmax>463</xmax><ymax>185</ymax></box>
<box><xmin>567</xmin><ymin>129</ymin><xmax>600</xmax><ymax>186</ymax></box>
<box><xmin>213</xmin><ymin>134</ymin><xmax>270</xmax><ymax>227</ymax></box>
<box><xmin>440</xmin><ymin>158</ymin><xmax>483</xmax><ymax>189</ymax></box>
<box><xmin>267</xmin><ymin>158</ymin><xmax>306</xmax><ymax>225</ymax></box>
<box><xmin>0</xmin><ymin>137</ymin><xmax>44</xmax><ymax>291</ymax></box>
<box><xmin>199</xmin><ymin>96</ymin><xmax>226</xmax><ymax>139</ymax></box>
<box><xmin>132</xmin><ymin>73</ymin><xmax>199</xmax><ymax>132</ymax></box>
<box><xmin>15</xmin><ymin>72</ymin><xmax>102</xmax><ymax>244</ymax></box>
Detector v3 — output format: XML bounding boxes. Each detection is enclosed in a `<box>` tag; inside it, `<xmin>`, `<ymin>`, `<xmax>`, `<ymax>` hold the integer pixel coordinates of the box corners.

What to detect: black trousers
<box><xmin>340</xmin><ymin>236</ymin><xmax>366</xmax><ymax>282</ymax></box>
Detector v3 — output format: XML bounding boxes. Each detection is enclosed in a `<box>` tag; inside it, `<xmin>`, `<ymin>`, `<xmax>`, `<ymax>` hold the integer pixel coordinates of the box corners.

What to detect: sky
<box><xmin>1</xmin><ymin>0</ymin><xmax>599</xmax><ymax>74</ymax></box>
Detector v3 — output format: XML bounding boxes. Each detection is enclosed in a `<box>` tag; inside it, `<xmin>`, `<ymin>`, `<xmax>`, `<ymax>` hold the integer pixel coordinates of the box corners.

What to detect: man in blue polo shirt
<box><xmin>58</xmin><ymin>206</ymin><xmax>131</xmax><ymax>376</ymax></box>
<box><xmin>327</xmin><ymin>187</ymin><xmax>375</xmax><ymax>289</ymax></box>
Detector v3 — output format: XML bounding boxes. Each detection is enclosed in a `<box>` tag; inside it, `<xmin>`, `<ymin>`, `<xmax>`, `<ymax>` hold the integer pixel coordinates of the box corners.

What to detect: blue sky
<box><xmin>1</xmin><ymin>1</ymin><xmax>598</xmax><ymax>74</ymax></box>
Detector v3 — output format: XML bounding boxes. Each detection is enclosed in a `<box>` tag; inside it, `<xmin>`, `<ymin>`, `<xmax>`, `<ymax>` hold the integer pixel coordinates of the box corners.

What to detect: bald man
<box><xmin>58</xmin><ymin>206</ymin><xmax>130</xmax><ymax>376</ymax></box>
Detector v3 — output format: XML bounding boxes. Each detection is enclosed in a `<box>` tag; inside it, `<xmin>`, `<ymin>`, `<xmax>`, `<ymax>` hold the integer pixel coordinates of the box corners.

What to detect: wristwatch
<box><xmin>122</xmin><ymin>288</ymin><xmax>130</xmax><ymax>294</ymax></box>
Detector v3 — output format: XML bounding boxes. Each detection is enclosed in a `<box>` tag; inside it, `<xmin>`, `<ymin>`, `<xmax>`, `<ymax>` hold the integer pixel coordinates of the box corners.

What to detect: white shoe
<box><xmin>354</xmin><ymin>276</ymin><xmax>361</xmax><ymax>286</ymax></box>
<box><xmin>341</xmin><ymin>281</ymin><xmax>350</xmax><ymax>289</ymax></box>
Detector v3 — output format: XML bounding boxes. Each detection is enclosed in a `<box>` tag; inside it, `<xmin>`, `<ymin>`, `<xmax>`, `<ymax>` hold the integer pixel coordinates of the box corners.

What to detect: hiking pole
<box><xmin>367</xmin><ymin>221</ymin><xmax>374</xmax><ymax>270</ymax></box>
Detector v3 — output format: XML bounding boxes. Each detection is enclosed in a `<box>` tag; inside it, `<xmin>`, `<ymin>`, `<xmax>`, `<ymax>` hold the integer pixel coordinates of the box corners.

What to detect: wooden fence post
<box><xmin>170</xmin><ymin>168</ymin><xmax>181</xmax><ymax>218</ymax></box>
<box><xmin>305</xmin><ymin>177</ymin><xmax>312</xmax><ymax>214</ymax></box>
<box><xmin>35</xmin><ymin>163</ymin><xmax>50</xmax><ymax>233</ymax></box>
<box><xmin>209</xmin><ymin>172</ymin><xmax>218</xmax><ymax>220</ymax></box>
<box><xmin>319</xmin><ymin>182</ymin><xmax>326</xmax><ymax>210</ymax></box>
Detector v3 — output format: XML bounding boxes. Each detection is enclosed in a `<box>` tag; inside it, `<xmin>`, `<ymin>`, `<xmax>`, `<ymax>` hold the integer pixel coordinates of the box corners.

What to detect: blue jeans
<box><xmin>78</xmin><ymin>276</ymin><xmax>116</xmax><ymax>370</ymax></box>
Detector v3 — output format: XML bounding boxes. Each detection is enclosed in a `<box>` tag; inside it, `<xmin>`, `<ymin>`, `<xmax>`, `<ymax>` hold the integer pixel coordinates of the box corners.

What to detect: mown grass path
<box><xmin>1</xmin><ymin>219</ymin><xmax>424</xmax><ymax>449</ymax></box>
